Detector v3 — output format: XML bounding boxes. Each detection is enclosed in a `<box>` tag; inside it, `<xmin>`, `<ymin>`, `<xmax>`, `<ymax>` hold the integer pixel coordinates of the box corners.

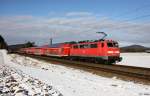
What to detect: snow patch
<box><xmin>118</xmin><ymin>53</ymin><xmax>150</xmax><ymax>68</ymax></box>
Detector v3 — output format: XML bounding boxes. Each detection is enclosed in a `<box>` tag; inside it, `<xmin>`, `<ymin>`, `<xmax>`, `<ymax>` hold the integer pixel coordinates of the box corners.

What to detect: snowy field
<box><xmin>0</xmin><ymin>50</ymin><xmax>150</xmax><ymax>96</ymax></box>
<box><xmin>118</xmin><ymin>53</ymin><xmax>150</xmax><ymax>68</ymax></box>
<box><xmin>0</xmin><ymin>50</ymin><xmax>62</xmax><ymax>96</ymax></box>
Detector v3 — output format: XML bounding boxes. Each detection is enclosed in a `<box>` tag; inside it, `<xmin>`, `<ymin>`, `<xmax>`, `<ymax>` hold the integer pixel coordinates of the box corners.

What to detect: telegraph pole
<box><xmin>50</xmin><ymin>38</ymin><xmax>53</xmax><ymax>45</ymax></box>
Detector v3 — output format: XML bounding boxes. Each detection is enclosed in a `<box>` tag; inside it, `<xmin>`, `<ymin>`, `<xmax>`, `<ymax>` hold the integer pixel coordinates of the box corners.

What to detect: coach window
<box><xmin>90</xmin><ymin>44</ymin><xmax>97</xmax><ymax>48</ymax></box>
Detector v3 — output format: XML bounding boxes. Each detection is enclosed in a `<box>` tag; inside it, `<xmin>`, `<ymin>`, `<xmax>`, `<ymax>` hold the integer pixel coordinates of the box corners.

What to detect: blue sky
<box><xmin>0</xmin><ymin>0</ymin><xmax>150</xmax><ymax>46</ymax></box>
<box><xmin>1</xmin><ymin>0</ymin><xmax>149</xmax><ymax>18</ymax></box>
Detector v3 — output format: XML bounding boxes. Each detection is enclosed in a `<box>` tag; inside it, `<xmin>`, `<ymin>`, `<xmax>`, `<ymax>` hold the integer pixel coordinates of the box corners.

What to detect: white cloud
<box><xmin>66</xmin><ymin>12</ymin><xmax>93</xmax><ymax>17</ymax></box>
<box><xmin>0</xmin><ymin>13</ymin><xmax>150</xmax><ymax>46</ymax></box>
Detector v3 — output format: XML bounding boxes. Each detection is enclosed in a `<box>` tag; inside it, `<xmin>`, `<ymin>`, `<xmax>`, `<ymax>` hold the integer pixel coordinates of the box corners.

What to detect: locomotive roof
<box><xmin>25</xmin><ymin>43</ymin><xmax>64</xmax><ymax>49</ymax></box>
<box><xmin>65</xmin><ymin>39</ymin><xmax>117</xmax><ymax>44</ymax></box>
<box><xmin>69</xmin><ymin>39</ymin><xmax>117</xmax><ymax>45</ymax></box>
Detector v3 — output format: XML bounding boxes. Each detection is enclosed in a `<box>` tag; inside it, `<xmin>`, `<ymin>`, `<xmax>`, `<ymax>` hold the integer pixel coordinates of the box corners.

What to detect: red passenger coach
<box><xmin>44</xmin><ymin>43</ymin><xmax>70</xmax><ymax>57</ymax></box>
<box><xmin>24</xmin><ymin>48</ymin><xmax>35</xmax><ymax>54</ymax></box>
<box><xmin>33</xmin><ymin>47</ymin><xmax>46</xmax><ymax>55</ymax></box>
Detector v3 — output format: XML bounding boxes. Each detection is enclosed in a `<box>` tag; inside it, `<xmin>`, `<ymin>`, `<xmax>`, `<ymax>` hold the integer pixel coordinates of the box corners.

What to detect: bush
<box><xmin>0</xmin><ymin>35</ymin><xmax>7</xmax><ymax>49</ymax></box>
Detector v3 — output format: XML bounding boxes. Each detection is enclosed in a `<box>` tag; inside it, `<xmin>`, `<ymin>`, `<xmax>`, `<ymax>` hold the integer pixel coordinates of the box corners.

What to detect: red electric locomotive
<box><xmin>70</xmin><ymin>40</ymin><xmax>121</xmax><ymax>63</ymax></box>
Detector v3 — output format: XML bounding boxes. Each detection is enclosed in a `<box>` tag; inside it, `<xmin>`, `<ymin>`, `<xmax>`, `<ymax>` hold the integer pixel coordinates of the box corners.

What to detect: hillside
<box><xmin>121</xmin><ymin>45</ymin><xmax>150</xmax><ymax>52</ymax></box>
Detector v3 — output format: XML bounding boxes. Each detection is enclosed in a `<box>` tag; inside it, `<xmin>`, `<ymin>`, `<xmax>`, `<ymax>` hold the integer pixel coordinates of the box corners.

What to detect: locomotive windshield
<box><xmin>107</xmin><ymin>42</ymin><xmax>119</xmax><ymax>47</ymax></box>
<box><xmin>113</xmin><ymin>42</ymin><xmax>119</xmax><ymax>47</ymax></box>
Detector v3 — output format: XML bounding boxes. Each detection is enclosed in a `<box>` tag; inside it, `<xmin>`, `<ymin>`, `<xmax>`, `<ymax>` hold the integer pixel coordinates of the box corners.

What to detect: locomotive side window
<box><xmin>80</xmin><ymin>45</ymin><xmax>84</xmax><ymax>48</ymax></box>
<box><xmin>73</xmin><ymin>45</ymin><xmax>78</xmax><ymax>49</ymax></box>
<box><xmin>84</xmin><ymin>44</ymin><xmax>89</xmax><ymax>48</ymax></box>
<box><xmin>90</xmin><ymin>44</ymin><xmax>97</xmax><ymax>48</ymax></box>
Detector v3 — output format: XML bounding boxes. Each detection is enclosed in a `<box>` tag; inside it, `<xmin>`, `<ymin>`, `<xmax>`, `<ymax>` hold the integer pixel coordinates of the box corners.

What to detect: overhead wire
<box><xmin>103</xmin><ymin>4</ymin><xmax>150</xmax><ymax>30</ymax></box>
<box><xmin>112</xmin><ymin>4</ymin><xmax>150</xmax><ymax>19</ymax></box>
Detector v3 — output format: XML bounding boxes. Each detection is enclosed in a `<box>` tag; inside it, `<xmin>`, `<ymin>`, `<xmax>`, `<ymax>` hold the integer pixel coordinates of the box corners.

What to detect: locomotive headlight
<box><xmin>114</xmin><ymin>51</ymin><xmax>120</xmax><ymax>53</ymax></box>
<box><xmin>107</xmin><ymin>51</ymin><xmax>113</xmax><ymax>53</ymax></box>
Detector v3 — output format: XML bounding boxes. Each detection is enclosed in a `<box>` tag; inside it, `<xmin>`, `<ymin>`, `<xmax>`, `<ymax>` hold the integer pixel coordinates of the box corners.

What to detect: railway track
<box><xmin>17</xmin><ymin>53</ymin><xmax>150</xmax><ymax>84</ymax></box>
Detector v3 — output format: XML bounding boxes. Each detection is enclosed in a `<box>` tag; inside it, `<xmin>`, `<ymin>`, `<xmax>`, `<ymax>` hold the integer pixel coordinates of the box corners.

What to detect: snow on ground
<box><xmin>0</xmin><ymin>50</ymin><xmax>62</xmax><ymax>96</ymax></box>
<box><xmin>0</xmin><ymin>65</ymin><xmax>62</xmax><ymax>96</ymax></box>
<box><xmin>1</xmin><ymin>50</ymin><xmax>150</xmax><ymax>96</ymax></box>
<box><xmin>118</xmin><ymin>53</ymin><xmax>150</xmax><ymax>68</ymax></box>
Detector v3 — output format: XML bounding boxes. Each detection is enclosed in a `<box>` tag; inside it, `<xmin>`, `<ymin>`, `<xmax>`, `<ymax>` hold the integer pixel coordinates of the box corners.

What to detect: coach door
<box><xmin>100</xmin><ymin>42</ymin><xmax>105</xmax><ymax>56</ymax></box>
<box><xmin>61</xmin><ymin>47</ymin><xmax>70</xmax><ymax>56</ymax></box>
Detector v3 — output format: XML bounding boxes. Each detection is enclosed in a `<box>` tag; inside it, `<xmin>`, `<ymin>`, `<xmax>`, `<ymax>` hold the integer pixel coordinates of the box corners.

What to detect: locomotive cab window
<box><xmin>107</xmin><ymin>42</ymin><xmax>119</xmax><ymax>47</ymax></box>
<box><xmin>107</xmin><ymin>42</ymin><xmax>114</xmax><ymax>47</ymax></box>
<box><xmin>90</xmin><ymin>44</ymin><xmax>97</xmax><ymax>48</ymax></box>
<box><xmin>113</xmin><ymin>42</ymin><xmax>119</xmax><ymax>47</ymax></box>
